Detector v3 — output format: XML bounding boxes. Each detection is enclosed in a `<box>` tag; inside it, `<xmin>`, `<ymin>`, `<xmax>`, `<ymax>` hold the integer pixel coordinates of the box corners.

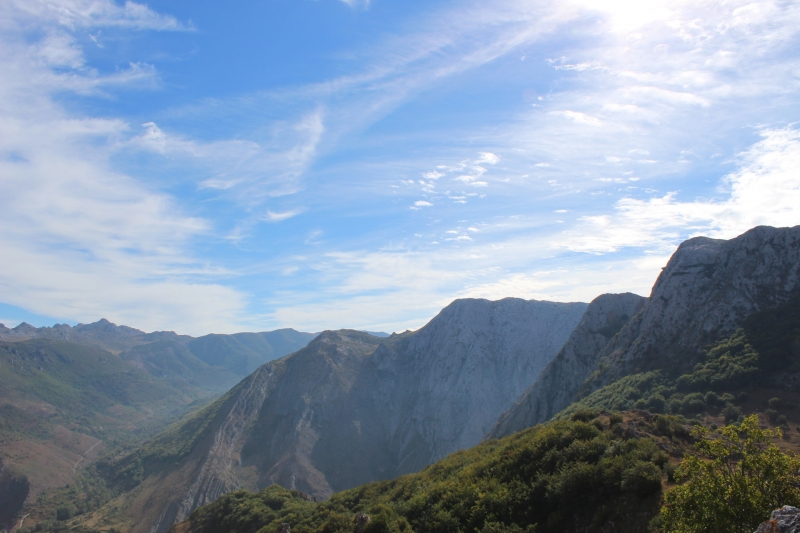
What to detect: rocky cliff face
<box><xmin>487</xmin><ymin>293</ymin><xmax>646</xmax><ymax>439</ymax></box>
<box><xmin>116</xmin><ymin>298</ymin><xmax>586</xmax><ymax>533</ymax></box>
<box><xmin>488</xmin><ymin>225</ymin><xmax>800</xmax><ymax>440</ymax></box>
<box><xmin>580</xmin><ymin>225</ymin><xmax>800</xmax><ymax>395</ymax></box>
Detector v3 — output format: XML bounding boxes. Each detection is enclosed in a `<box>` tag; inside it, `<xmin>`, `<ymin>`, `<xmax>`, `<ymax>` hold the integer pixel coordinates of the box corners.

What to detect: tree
<box><xmin>660</xmin><ymin>415</ymin><xmax>800</xmax><ymax>533</ymax></box>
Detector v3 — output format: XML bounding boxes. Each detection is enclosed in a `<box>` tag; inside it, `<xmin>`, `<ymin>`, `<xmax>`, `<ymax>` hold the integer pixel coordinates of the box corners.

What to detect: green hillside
<box><xmin>0</xmin><ymin>338</ymin><xmax>217</xmax><ymax>526</ymax></box>
<box><xmin>562</xmin><ymin>292</ymin><xmax>800</xmax><ymax>424</ymax></box>
<box><xmin>172</xmin><ymin>413</ymin><xmax>685</xmax><ymax>533</ymax></box>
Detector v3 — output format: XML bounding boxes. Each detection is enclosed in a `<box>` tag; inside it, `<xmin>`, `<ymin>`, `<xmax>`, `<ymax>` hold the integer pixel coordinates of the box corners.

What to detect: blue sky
<box><xmin>1</xmin><ymin>0</ymin><xmax>800</xmax><ymax>335</ymax></box>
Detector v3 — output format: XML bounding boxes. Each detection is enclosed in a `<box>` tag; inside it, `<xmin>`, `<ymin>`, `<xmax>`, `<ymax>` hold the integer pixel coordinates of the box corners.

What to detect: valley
<box><xmin>2</xmin><ymin>224</ymin><xmax>800</xmax><ymax>533</ymax></box>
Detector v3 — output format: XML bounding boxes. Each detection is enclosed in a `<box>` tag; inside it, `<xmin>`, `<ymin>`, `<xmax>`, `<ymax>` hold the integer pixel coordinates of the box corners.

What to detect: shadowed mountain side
<box><xmin>578</xmin><ymin>225</ymin><xmax>800</xmax><ymax>398</ymax></box>
<box><xmin>120</xmin><ymin>341</ymin><xmax>241</xmax><ymax>393</ymax></box>
<box><xmin>486</xmin><ymin>293</ymin><xmax>646</xmax><ymax>440</ymax></box>
<box><xmin>185</xmin><ymin>330</ymin><xmax>316</xmax><ymax>377</ymax></box>
<box><xmin>99</xmin><ymin>298</ymin><xmax>587</xmax><ymax>533</ymax></box>
<box><xmin>314</xmin><ymin>298</ymin><xmax>588</xmax><ymax>490</ymax></box>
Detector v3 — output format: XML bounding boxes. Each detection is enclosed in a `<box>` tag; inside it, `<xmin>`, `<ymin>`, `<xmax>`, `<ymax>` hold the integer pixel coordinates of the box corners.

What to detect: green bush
<box><xmin>769</xmin><ymin>397</ymin><xmax>781</xmax><ymax>410</ymax></box>
<box><xmin>722</xmin><ymin>403</ymin><xmax>742</xmax><ymax>424</ymax></box>
<box><xmin>681</xmin><ymin>393</ymin><xmax>706</xmax><ymax>414</ymax></box>
<box><xmin>187</xmin><ymin>419</ymin><xmax>671</xmax><ymax>533</ymax></box>
<box><xmin>660</xmin><ymin>415</ymin><xmax>800</xmax><ymax>533</ymax></box>
<box><xmin>766</xmin><ymin>409</ymin><xmax>779</xmax><ymax>423</ymax></box>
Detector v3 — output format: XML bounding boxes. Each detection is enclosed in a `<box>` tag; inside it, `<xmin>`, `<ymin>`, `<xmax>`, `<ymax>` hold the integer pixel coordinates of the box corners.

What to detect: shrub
<box><xmin>570</xmin><ymin>409</ymin><xmax>598</xmax><ymax>422</ymax></box>
<box><xmin>777</xmin><ymin>415</ymin><xmax>788</xmax><ymax>426</ymax></box>
<box><xmin>766</xmin><ymin>409</ymin><xmax>779</xmax><ymax>423</ymax></box>
<box><xmin>609</xmin><ymin>413</ymin><xmax>623</xmax><ymax>425</ymax></box>
<box><xmin>681</xmin><ymin>393</ymin><xmax>706</xmax><ymax>414</ymax></box>
<box><xmin>769</xmin><ymin>397</ymin><xmax>781</xmax><ymax>410</ymax></box>
<box><xmin>722</xmin><ymin>403</ymin><xmax>742</xmax><ymax>424</ymax></box>
<box><xmin>621</xmin><ymin>461</ymin><xmax>662</xmax><ymax>495</ymax></box>
<box><xmin>704</xmin><ymin>392</ymin><xmax>719</xmax><ymax>406</ymax></box>
<box><xmin>649</xmin><ymin>395</ymin><xmax>667</xmax><ymax>413</ymax></box>
<box><xmin>659</xmin><ymin>415</ymin><xmax>800</xmax><ymax>533</ymax></box>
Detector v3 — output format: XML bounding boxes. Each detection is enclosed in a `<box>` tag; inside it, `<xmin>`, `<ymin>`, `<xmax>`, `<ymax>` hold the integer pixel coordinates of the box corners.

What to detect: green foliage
<box><xmin>675</xmin><ymin>331</ymin><xmax>759</xmax><ymax>392</ymax></box>
<box><xmin>659</xmin><ymin>415</ymin><xmax>800</xmax><ymax>533</ymax></box>
<box><xmin>188</xmin><ymin>418</ymin><xmax>677</xmax><ymax>533</ymax></box>
<box><xmin>107</xmin><ymin>384</ymin><xmax>237</xmax><ymax>489</ymax></box>
<box><xmin>561</xmin><ymin>322</ymin><xmax>795</xmax><ymax>424</ymax></box>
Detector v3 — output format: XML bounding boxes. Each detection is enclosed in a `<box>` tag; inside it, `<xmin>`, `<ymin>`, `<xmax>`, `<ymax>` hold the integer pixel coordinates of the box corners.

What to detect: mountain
<box><xmin>487</xmin><ymin>292</ymin><xmax>647</xmax><ymax>439</ymax></box>
<box><xmin>0</xmin><ymin>320</ymin><xmax>316</xmax><ymax>393</ymax></box>
<box><xmin>0</xmin><ymin>338</ymin><xmax>214</xmax><ymax>526</ymax></box>
<box><xmin>90</xmin><ymin>297</ymin><xmax>586</xmax><ymax>533</ymax></box>
<box><xmin>0</xmin><ymin>319</ymin><xmax>186</xmax><ymax>354</ymax></box>
<box><xmin>172</xmin><ymin>411</ymin><xmax>682</xmax><ymax>533</ymax></box>
<box><xmin>0</xmin><ymin>323</ymin><xmax>316</xmax><ymax>529</ymax></box>
<box><xmin>489</xmin><ymin>225</ymin><xmax>800</xmax><ymax>439</ymax></box>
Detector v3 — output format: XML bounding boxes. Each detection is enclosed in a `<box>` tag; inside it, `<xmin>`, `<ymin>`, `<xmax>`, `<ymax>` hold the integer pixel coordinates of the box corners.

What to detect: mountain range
<box><xmin>0</xmin><ymin>322</ymin><xmax>316</xmax><ymax>530</ymax></box>
<box><xmin>4</xmin><ymin>224</ymin><xmax>800</xmax><ymax>533</ymax></box>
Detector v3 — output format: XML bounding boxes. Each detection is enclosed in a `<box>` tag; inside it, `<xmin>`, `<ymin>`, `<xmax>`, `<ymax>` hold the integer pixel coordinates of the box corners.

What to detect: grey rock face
<box><xmin>318</xmin><ymin>298</ymin><xmax>587</xmax><ymax>488</ymax></box>
<box><xmin>581</xmin><ymin>225</ymin><xmax>800</xmax><ymax>395</ymax></box>
<box><xmin>754</xmin><ymin>506</ymin><xmax>800</xmax><ymax>533</ymax></box>
<box><xmin>486</xmin><ymin>293</ymin><xmax>646</xmax><ymax>439</ymax></box>
<box><xmin>135</xmin><ymin>298</ymin><xmax>587</xmax><ymax>533</ymax></box>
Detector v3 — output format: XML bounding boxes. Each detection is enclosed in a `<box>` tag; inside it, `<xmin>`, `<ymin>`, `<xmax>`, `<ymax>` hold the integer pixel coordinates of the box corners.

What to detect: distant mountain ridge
<box><xmin>101</xmin><ymin>297</ymin><xmax>587</xmax><ymax>533</ymax></box>
<box><xmin>0</xmin><ymin>319</ymin><xmax>317</xmax><ymax>391</ymax></box>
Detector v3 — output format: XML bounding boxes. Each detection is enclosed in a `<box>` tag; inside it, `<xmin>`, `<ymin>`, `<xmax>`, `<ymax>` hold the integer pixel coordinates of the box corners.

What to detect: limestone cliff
<box><xmin>113</xmin><ymin>298</ymin><xmax>586</xmax><ymax>533</ymax></box>
<box><xmin>486</xmin><ymin>293</ymin><xmax>646</xmax><ymax>439</ymax></box>
<box><xmin>581</xmin><ymin>225</ymin><xmax>800</xmax><ymax>395</ymax></box>
<box><xmin>489</xmin><ymin>225</ymin><xmax>800</xmax><ymax>440</ymax></box>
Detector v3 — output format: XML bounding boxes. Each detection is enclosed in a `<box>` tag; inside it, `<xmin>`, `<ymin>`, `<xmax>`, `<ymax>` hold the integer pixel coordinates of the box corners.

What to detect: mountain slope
<box><xmin>580</xmin><ymin>225</ymin><xmax>800</xmax><ymax>396</ymax></box>
<box><xmin>173</xmin><ymin>412</ymin><xmax>681</xmax><ymax>533</ymax></box>
<box><xmin>489</xmin><ymin>225</ymin><xmax>800</xmax><ymax>440</ymax></box>
<box><xmin>488</xmin><ymin>292</ymin><xmax>646</xmax><ymax>439</ymax></box>
<box><xmin>91</xmin><ymin>298</ymin><xmax>586</xmax><ymax>533</ymax></box>
<box><xmin>0</xmin><ymin>338</ymin><xmax>212</xmax><ymax>523</ymax></box>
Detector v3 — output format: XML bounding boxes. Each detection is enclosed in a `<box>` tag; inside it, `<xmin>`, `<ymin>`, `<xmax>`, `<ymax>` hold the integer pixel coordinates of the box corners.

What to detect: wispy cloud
<box><xmin>562</xmin><ymin>127</ymin><xmax>800</xmax><ymax>254</ymax></box>
<box><xmin>264</xmin><ymin>209</ymin><xmax>304</xmax><ymax>222</ymax></box>
<box><xmin>0</xmin><ymin>0</ymin><xmax>246</xmax><ymax>335</ymax></box>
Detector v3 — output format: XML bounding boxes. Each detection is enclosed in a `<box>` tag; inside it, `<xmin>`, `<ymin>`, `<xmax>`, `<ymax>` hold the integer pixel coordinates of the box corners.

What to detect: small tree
<box><xmin>660</xmin><ymin>415</ymin><xmax>800</xmax><ymax>533</ymax></box>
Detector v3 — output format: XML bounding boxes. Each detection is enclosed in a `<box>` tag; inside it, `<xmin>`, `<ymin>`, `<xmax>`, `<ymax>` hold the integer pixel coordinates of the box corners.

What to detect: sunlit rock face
<box><xmin>489</xmin><ymin>225</ymin><xmax>800</xmax><ymax>440</ymax></box>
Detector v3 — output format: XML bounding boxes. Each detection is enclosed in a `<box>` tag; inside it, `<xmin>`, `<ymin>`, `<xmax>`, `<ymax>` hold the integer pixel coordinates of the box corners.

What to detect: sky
<box><xmin>1</xmin><ymin>0</ymin><xmax>799</xmax><ymax>335</ymax></box>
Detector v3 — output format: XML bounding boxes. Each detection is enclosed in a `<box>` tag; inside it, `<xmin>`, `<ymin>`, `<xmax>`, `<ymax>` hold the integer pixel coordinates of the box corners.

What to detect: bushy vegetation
<box><xmin>659</xmin><ymin>415</ymin><xmax>800</xmax><ymax>533</ymax></box>
<box><xmin>561</xmin><ymin>329</ymin><xmax>766</xmax><ymax>421</ymax></box>
<box><xmin>184</xmin><ymin>416</ymin><xmax>681</xmax><ymax>533</ymax></box>
<box><xmin>106</xmin><ymin>381</ymin><xmax>238</xmax><ymax>489</ymax></box>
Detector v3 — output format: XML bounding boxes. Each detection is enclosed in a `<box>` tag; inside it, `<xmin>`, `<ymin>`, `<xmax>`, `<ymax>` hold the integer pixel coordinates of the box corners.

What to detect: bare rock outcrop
<box><xmin>580</xmin><ymin>225</ymin><xmax>800</xmax><ymax>396</ymax></box>
<box><xmin>755</xmin><ymin>506</ymin><xmax>800</xmax><ymax>533</ymax></box>
<box><xmin>486</xmin><ymin>293</ymin><xmax>646</xmax><ymax>439</ymax></box>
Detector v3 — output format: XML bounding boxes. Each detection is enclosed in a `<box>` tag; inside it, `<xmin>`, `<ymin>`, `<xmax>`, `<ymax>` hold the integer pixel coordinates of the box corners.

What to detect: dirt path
<box><xmin>72</xmin><ymin>440</ymin><xmax>103</xmax><ymax>473</ymax></box>
<box><xmin>11</xmin><ymin>513</ymin><xmax>29</xmax><ymax>533</ymax></box>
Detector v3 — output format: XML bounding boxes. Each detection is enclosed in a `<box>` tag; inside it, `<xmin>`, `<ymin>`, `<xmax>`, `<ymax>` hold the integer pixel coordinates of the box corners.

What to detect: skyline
<box><xmin>1</xmin><ymin>0</ymin><xmax>799</xmax><ymax>335</ymax></box>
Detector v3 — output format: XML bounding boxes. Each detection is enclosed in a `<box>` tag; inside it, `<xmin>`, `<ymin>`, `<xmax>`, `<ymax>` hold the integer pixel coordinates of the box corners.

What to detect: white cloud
<box><xmin>413</xmin><ymin>200</ymin><xmax>433</xmax><ymax>207</ymax></box>
<box><xmin>0</xmin><ymin>0</ymin><xmax>248</xmax><ymax>335</ymax></box>
<box><xmin>553</xmin><ymin>110</ymin><xmax>603</xmax><ymax>126</ymax></box>
<box><xmin>264</xmin><ymin>209</ymin><xmax>304</xmax><ymax>222</ymax></box>
<box><xmin>133</xmin><ymin>114</ymin><xmax>324</xmax><ymax>203</ymax></box>
<box><xmin>475</xmin><ymin>152</ymin><xmax>500</xmax><ymax>164</ymax></box>
<box><xmin>562</xmin><ymin>127</ymin><xmax>800</xmax><ymax>254</ymax></box>
<box><xmin>9</xmin><ymin>0</ymin><xmax>189</xmax><ymax>31</ymax></box>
